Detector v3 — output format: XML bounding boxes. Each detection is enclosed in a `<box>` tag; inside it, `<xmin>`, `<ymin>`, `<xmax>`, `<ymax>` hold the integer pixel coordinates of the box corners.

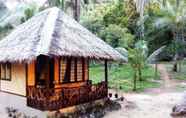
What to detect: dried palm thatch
<box><xmin>0</xmin><ymin>7</ymin><xmax>124</xmax><ymax>63</ymax></box>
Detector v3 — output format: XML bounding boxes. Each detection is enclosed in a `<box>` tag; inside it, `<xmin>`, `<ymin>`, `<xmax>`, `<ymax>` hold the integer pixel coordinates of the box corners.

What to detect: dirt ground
<box><xmin>105</xmin><ymin>92</ymin><xmax>183</xmax><ymax>118</ymax></box>
<box><xmin>105</xmin><ymin>64</ymin><xmax>186</xmax><ymax>118</ymax></box>
<box><xmin>0</xmin><ymin>92</ymin><xmax>46</xmax><ymax>118</ymax></box>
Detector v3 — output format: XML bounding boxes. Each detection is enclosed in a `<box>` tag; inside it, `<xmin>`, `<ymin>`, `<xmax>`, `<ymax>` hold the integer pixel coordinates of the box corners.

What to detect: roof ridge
<box><xmin>36</xmin><ymin>7</ymin><xmax>60</xmax><ymax>56</ymax></box>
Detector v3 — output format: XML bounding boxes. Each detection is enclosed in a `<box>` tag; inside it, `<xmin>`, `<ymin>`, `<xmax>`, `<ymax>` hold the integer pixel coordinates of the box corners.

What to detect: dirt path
<box><xmin>144</xmin><ymin>64</ymin><xmax>181</xmax><ymax>94</ymax></box>
<box><xmin>157</xmin><ymin>64</ymin><xmax>172</xmax><ymax>88</ymax></box>
<box><xmin>104</xmin><ymin>64</ymin><xmax>186</xmax><ymax>118</ymax></box>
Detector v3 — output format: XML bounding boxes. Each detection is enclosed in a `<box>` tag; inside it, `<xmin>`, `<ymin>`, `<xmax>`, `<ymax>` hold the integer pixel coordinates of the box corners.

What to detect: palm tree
<box><xmin>154</xmin><ymin>0</ymin><xmax>186</xmax><ymax>72</ymax></box>
<box><xmin>47</xmin><ymin>0</ymin><xmax>81</xmax><ymax>21</ymax></box>
<box><xmin>72</xmin><ymin>0</ymin><xmax>81</xmax><ymax>21</ymax></box>
<box><xmin>134</xmin><ymin>0</ymin><xmax>150</xmax><ymax>38</ymax></box>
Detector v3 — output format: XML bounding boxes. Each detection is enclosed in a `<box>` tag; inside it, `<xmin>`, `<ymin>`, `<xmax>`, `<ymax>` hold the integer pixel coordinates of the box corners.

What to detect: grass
<box><xmin>175</xmin><ymin>84</ymin><xmax>186</xmax><ymax>91</ymax></box>
<box><xmin>89</xmin><ymin>64</ymin><xmax>160</xmax><ymax>92</ymax></box>
<box><xmin>164</xmin><ymin>61</ymin><xmax>186</xmax><ymax>80</ymax></box>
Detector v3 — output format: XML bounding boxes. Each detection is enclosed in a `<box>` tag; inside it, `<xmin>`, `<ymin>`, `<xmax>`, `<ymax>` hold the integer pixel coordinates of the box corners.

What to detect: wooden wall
<box><xmin>27</xmin><ymin>61</ymin><xmax>35</xmax><ymax>86</ymax></box>
<box><xmin>1</xmin><ymin>63</ymin><xmax>26</xmax><ymax>96</ymax></box>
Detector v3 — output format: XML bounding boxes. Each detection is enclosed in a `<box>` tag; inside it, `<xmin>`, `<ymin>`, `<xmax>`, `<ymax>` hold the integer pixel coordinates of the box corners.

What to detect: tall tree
<box><xmin>48</xmin><ymin>0</ymin><xmax>65</xmax><ymax>9</ymax></box>
<box><xmin>72</xmin><ymin>0</ymin><xmax>81</xmax><ymax>21</ymax></box>
<box><xmin>135</xmin><ymin>0</ymin><xmax>151</xmax><ymax>39</ymax></box>
<box><xmin>48</xmin><ymin>0</ymin><xmax>81</xmax><ymax>21</ymax></box>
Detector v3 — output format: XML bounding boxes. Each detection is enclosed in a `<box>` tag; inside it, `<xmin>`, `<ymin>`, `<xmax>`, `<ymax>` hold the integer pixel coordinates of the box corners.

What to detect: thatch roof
<box><xmin>0</xmin><ymin>7</ymin><xmax>124</xmax><ymax>63</ymax></box>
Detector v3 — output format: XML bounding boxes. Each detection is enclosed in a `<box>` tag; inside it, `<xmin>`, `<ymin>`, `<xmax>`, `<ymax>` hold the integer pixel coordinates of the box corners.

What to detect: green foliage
<box><xmin>48</xmin><ymin>0</ymin><xmax>65</xmax><ymax>9</ymax></box>
<box><xmin>128</xmin><ymin>40</ymin><xmax>148</xmax><ymax>69</ymax></box>
<box><xmin>82</xmin><ymin>0</ymin><xmax>137</xmax><ymax>48</ymax></box>
<box><xmin>21</xmin><ymin>7</ymin><xmax>37</xmax><ymax>23</ymax></box>
<box><xmin>128</xmin><ymin>40</ymin><xmax>148</xmax><ymax>90</ymax></box>
<box><xmin>103</xmin><ymin>0</ymin><xmax>139</xmax><ymax>34</ymax></box>
<box><xmin>0</xmin><ymin>2</ymin><xmax>40</xmax><ymax>40</ymax></box>
<box><xmin>101</xmin><ymin>24</ymin><xmax>134</xmax><ymax>48</ymax></box>
<box><xmin>0</xmin><ymin>24</ymin><xmax>13</xmax><ymax>39</ymax></box>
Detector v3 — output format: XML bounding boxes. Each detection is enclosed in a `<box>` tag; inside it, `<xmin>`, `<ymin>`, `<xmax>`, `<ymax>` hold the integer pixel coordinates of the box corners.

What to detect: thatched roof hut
<box><xmin>0</xmin><ymin>7</ymin><xmax>124</xmax><ymax>63</ymax></box>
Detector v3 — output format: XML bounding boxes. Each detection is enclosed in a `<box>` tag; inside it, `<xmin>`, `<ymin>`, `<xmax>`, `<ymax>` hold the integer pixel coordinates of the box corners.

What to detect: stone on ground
<box><xmin>171</xmin><ymin>91</ymin><xmax>186</xmax><ymax>117</ymax></box>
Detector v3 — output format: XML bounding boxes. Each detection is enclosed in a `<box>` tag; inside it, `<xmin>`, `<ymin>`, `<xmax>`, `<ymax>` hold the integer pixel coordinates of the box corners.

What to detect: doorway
<box><xmin>35</xmin><ymin>55</ymin><xmax>54</xmax><ymax>88</ymax></box>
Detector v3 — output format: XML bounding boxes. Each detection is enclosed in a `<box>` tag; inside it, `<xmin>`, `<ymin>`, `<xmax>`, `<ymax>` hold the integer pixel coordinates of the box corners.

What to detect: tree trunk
<box><xmin>163</xmin><ymin>0</ymin><xmax>166</xmax><ymax>6</ymax></box>
<box><xmin>73</xmin><ymin>0</ymin><xmax>80</xmax><ymax>21</ymax></box>
<box><xmin>173</xmin><ymin>62</ymin><xmax>178</xmax><ymax>72</ymax></box>
<box><xmin>155</xmin><ymin>63</ymin><xmax>158</xmax><ymax>79</ymax></box>
<box><xmin>133</xmin><ymin>70</ymin><xmax>137</xmax><ymax>91</ymax></box>
<box><xmin>179</xmin><ymin>60</ymin><xmax>182</xmax><ymax>72</ymax></box>
<box><xmin>138</xmin><ymin>67</ymin><xmax>142</xmax><ymax>81</ymax></box>
<box><xmin>173</xmin><ymin>54</ymin><xmax>178</xmax><ymax>72</ymax></box>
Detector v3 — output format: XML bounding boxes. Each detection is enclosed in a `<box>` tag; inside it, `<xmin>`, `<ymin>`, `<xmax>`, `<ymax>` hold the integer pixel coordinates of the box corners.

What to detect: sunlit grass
<box><xmin>89</xmin><ymin>64</ymin><xmax>160</xmax><ymax>92</ymax></box>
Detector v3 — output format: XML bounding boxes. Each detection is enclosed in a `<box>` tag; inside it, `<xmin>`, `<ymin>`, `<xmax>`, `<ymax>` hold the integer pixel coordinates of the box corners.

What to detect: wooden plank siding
<box><xmin>27</xmin><ymin>61</ymin><xmax>35</xmax><ymax>86</ymax></box>
<box><xmin>54</xmin><ymin>57</ymin><xmax>60</xmax><ymax>88</ymax></box>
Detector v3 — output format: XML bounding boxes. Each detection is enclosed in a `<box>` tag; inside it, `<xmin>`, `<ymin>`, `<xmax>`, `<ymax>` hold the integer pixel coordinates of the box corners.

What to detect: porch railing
<box><xmin>27</xmin><ymin>81</ymin><xmax>107</xmax><ymax>111</ymax></box>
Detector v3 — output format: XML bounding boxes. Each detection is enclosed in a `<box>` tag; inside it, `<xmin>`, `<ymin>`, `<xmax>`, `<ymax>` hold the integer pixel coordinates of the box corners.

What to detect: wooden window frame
<box><xmin>63</xmin><ymin>57</ymin><xmax>72</xmax><ymax>83</ymax></box>
<box><xmin>59</xmin><ymin>58</ymin><xmax>86</xmax><ymax>84</ymax></box>
<box><xmin>0</xmin><ymin>63</ymin><xmax>11</xmax><ymax>81</ymax></box>
<box><xmin>76</xmin><ymin>58</ymin><xmax>84</xmax><ymax>82</ymax></box>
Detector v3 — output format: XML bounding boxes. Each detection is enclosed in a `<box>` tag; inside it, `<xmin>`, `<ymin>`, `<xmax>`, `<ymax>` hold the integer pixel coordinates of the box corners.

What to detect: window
<box><xmin>77</xmin><ymin>59</ymin><xmax>83</xmax><ymax>81</ymax></box>
<box><xmin>59</xmin><ymin>58</ymin><xmax>86</xmax><ymax>83</ymax></box>
<box><xmin>0</xmin><ymin>63</ymin><xmax>11</xmax><ymax>81</ymax></box>
<box><xmin>70</xmin><ymin>59</ymin><xmax>75</xmax><ymax>82</ymax></box>
<box><xmin>59</xmin><ymin>58</ymin><xmax>67</xmax><ymax>83</ymax></box>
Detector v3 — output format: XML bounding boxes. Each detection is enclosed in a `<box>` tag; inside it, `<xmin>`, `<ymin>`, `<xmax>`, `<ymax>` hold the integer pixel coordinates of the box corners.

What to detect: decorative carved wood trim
<box><xmin>27</xmin><ymin>81</ymin><xmax>107</xmax><ymax>111</ymax></box>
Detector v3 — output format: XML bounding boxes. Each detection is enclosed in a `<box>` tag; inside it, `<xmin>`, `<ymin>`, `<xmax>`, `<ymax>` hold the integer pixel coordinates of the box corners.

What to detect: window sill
<box><xmin>1</xmin><ymin>79</ymin><xmax>11</xmax><ymax>81</ymax></box>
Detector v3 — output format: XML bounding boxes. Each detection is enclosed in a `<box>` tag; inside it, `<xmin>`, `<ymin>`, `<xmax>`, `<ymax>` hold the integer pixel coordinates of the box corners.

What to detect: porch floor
<box><xmin>0</xmin><ymin>92</ymin><xmax>47</xmax><ymax>118</ymax></box>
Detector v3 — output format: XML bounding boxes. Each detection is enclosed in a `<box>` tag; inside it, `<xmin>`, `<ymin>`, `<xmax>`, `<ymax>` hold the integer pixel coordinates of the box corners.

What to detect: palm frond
<box><xmin>154</xmin><ymin>17</ymin><xmax>174</xmax><ymax>29</ymax></box>
<box><xmin>147</xmin><ymin>45</ymin><xmax>166</xmax><ymax>63</ymax></box>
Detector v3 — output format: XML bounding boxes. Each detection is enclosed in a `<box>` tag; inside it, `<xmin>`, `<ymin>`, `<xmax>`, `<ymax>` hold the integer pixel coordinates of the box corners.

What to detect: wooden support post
<box><xmin>82</xmin><ymin>58</ymin><xmax>85</xmax><ymax>81</ymax></box>
<box><xmin>0</xmin><ymin>63</ymin><xmax>1</xmax><ymax>91</ymax></box>
<box><xmin>28</xmin><ymin>61</ymin><xmax>35</xmax><ymax>86</ymax></box>
<box><xmin>54</xmin><ymin>57</ymin><xmax>60</xmax><ymax>88</ymax></box>
<box><xmin>105</xmin><ymin>60</ymin><xmax>108</xmax><ymax>83</ymax></box>
<box><xmin>105</xmin><ymin>60</ymin><xmax>108</xmax><ymax>97</ymax></box>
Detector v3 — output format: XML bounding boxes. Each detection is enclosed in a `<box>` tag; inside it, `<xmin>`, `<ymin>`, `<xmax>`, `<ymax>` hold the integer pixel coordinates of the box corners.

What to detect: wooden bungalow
<box><xmin>0</xmin><ymin>7</ymin><xmax>124</xmax><ymax>111</ymax></box>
